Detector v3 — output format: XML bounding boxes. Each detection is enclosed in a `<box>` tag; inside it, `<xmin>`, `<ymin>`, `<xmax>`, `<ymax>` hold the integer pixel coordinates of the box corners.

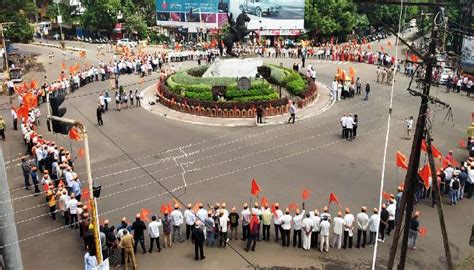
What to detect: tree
<box><xmin>81</xmin><ymin>0</ymin><xmax>121</xmax><ymax>32</ymax></box>
<box><xmin>304</xmin><ymin>0</ymin><xmax>358</xmax><ymax>38</ymax></box>
<box><xmin>132</xmin><ymin>0</ymin><xmax>156</xmax><ymax>26</ymax></box>
<box><xmin>46</xmin><ymin>3</ymin><xmax>75</xmax><ymax>25</ymax></box>
<box><xmin>0</xmin><ymin>0</ymin><xmax>36</xmax><ymax>42</ymax></box>
<box><xmin>124</xmin><ymin>13</ymin><xmax>148</xmax><ymax>40</ymax></box>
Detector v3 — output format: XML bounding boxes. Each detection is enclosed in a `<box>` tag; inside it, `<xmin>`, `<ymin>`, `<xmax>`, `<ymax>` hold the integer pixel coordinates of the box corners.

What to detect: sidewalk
<box><xmin>141</xmin><ymin>81</ymin><xmax>334</xmax><ymax>127</ymax></box>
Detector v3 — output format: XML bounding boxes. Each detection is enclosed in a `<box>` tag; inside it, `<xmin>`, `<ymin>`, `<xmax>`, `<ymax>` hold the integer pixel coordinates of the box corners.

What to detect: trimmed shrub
<box><xmin>187</xmin><ymin>65</ymin><xmax>209</xmax><ymax>77</ymax></box>
<box><xmin>185</xmin><ymin>91</ymin><xmax>213</xmax><ymax>101</ymax></box>
<box><xmin>286</xmin><ymin>78</ymin><xmax>307</xmax><ymax>96</ymax></box>
<box><xmin>170</xmin><ymin>71</ymin><xmax>235</xmax><ymax>86</ymax></box>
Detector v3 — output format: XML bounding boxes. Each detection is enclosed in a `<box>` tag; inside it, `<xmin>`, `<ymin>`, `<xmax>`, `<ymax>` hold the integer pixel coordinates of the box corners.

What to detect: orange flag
<box><xmin>69</xmin><ymin>127</ymin><xmax>82</xmax><ymax>141</ymax></box>
<box><xmin>250</xmin><ymin>178</ymin><xmax>261</xmax><ymax>196</ymax></box>
<box><xmin>61</xmin><ymin>63</ymin><xmax>66</xmax><ymax>71</ymax></box>
<box><xmin>302</xmin><ymin>189</ymin><xmax>311</xmax><ymax>200</ymax></box>
<box><xmin>30</xmin><ymin>80</ymin><xmax>38</xmax><ymax>89</ymax></box>
<box><xmin>77</xmin><ymin>147</ymin><xmax>85</xmax><ymax>158</ymax></box>
<box><xmin>382</xmin><ymin>191</ymin><xmax>391</xmax><ymax>200</ymax></box>
<box><xmin>79</xmin><ymin>51</ymin><xmax>86</xmax><ymax>58</ymax></box>
<box><xmin>419</xmin><ymin>164</ymin><xmax>431</xmax><ymax>189</ymax></box>
<box><xmin>271</xmin><ymin>204</ymin><xmax>277</xmax><ymax>216</ymax></box>
<box><xmin>419</xmin><ymin>226</ymin><xmax>427</xmax><ymax>237</ymax></box>
<box><xmin>82</xmin><ymin>187</ymin><xmax>90</xmax><ymax>201</ymax></box>
<box><xmin>421</xmin><ymin>140</ymin><xmax>442</xmax><ymax>159</ymax></box>
<box><xmin>16</xmin><ymin>105</ymin><xmax>29</xmax><ymax>120</ymax></box>
<box><xmin>410</xmin><ymin>54</ymin><xmax>418</xmax><ymax>62</ymax></box>
<box><xmin>288</xmin><ymin>202</ymin><xmax>298</xmax><ymax>211</ymax></box>
<box><xmin>459</xmin><ymin>139</ymin><xmax>466</xmax><ymax>148</ymax></box>
<box><xmin>261</xmin><ymin>196</ymin><xmax>268</xmax><ymax>206</ymax></box>
<box><xmin>396</xmin><ymin>151</ymin><xmax>409</xmax><ymax>170</ymax></box>
<box><xmin>167</xmin><ymin>202</ymin><xmax>173</xmax><ymax>213</ymax></box>
<box><xmin>140</xmin><ymin>208</ymin><xmax>151</xmax><ymax>222</ymax></box>
<box><xmin>160</xmin><ymin>204</ymin><xmax>168</xmax><ymax>214</ymax></box>
<box><xmin>329</xmin><ymin>192</ymin><xmax>339</xmax><ymax>205</ymax></box>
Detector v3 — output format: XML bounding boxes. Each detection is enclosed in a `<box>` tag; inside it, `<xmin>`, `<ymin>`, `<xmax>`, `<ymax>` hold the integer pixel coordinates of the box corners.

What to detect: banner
<box><xmin>156</xmin><ymin>0</ymin><xmax>229</xmax><ymax>28</ymax></box>
<box><xmin>461</xmin><ymin>36</ymin><xmax>474</xmax><ymax>73</ymax></box>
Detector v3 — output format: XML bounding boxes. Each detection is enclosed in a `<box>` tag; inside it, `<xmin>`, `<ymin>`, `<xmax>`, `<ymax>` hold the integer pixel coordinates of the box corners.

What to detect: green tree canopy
<box><xmin>0</xmin><ymin>0</ymin><xmax>36</xmax><ymax>42</ymax></box>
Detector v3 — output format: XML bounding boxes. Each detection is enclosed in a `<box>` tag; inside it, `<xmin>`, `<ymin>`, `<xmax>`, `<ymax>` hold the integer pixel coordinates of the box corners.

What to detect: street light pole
<box><xmin>0</xmin><ymin>24</ymin><xmax>10</xmax><ymax>79</ymax></box>
<box><xmin>54</xmin><ymin>0</ymin><xmax>64</xmax><ymax>40</ymax></box>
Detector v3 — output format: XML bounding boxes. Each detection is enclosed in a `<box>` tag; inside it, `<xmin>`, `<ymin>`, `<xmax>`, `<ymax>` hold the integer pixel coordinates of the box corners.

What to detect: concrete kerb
<box><xmin>140</xmin><ymin>82</ymin><xmax>334</xmax><ymax>127</ymax></box>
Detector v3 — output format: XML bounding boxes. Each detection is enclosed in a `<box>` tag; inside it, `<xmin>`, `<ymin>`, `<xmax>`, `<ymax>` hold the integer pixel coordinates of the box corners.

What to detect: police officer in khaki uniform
<box><xmin>119</xmin><ymin>230</ymin><xmax>137</xmax><ymax>270</ymax></box>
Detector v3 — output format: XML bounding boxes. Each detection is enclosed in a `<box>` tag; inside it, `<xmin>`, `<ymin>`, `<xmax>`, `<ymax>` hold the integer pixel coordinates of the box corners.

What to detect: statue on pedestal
<box><xmin>220</xmin><ymin>11</ymin><xmax>258</xmax><ymax>57</ymax></box>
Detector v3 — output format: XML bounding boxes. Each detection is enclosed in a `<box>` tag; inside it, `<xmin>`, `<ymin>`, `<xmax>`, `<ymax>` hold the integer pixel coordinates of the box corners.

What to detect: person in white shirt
<box><xmin>340</xmin><ymin>114</ymin><xmax>347</xmax><ymax>139</ymax></box>
<box><xmin>66</xmin><ymin>193</ymin><xmax>79</xmax><ymax>228</ymax></box>
<box><xmin>343</xmin><ymin>208</ymin><xmax>355</xmax><ymax>249</ymax></box>
<box><xmin>386</xmin><ymin>199</ymin><xmax>396</xmax><ymax>235</ymax></box>
<box><xmin>320</xmin><ymin>206</ymin><xmax>332</xmax><ymax>221</ymax></box>
<box><xmin>356</xmin><ymin>206</ymin><xmax>370</xmax><ymax>248</ymax></box>
<box><xmin>332</xmin><ymin>211</ymin><xmax>345</xmax><ymax>249</ymax></box>
<box><xmin>196</xmin><ymin>203</ymin><xmax>208</xmax><ymax>238</ymax></box>
<box><xmin>170</xmin><ymin>204</ymin><xmax>184</xmax><ymax>242</ymax></box>
<box><xmin>10</xmin><ymin>107</ymin><xmax>18</xmax><ymax>130</ymax></box>
<box><xmin>320</xmin><ymin>216</ymin><xmax>331</xmax><ymax>252</ymax></box>
<box><xmin>331</xmin><ymin>79</ymin><xmax>338</xmax><ymax>100</ymax></box>
<box><xmin>58</xmin><ymin>188</ymin><xmax>69</xmax><ymax>218</ymax></box>
<box><xmin>184</xmin><ymin>203</ymin><xmax>196</xmax><ymax>240</ymax></box>
<box><xmin>310</xmin><ymin>209</ymin><xmax>321</xmax><ymax>249</ymax></box>
<box><xmin>302</xmin><ymin>212</ymin><xmax>313</xmax><ymax>250</ymax></box>
<box><xmin>405</xmin><ymin>116</ymin><xmax>414</xmax><ymax>139</ymax></box>
<box><xmin>292</xmin><ymin>205</ymin><xmax>305</xmax><ymax>248</ymax></box>
<box><xmin>368</xmin><ymin>208</ymin><xmax>380</xmax><ymax>247</ymax></box>
<box><xmin>279</xmin><ymin>208</ymin><xmax>292</xmax><ymax>247</ymax></box>
<box><xmin>272</xmin><ymin>203</ymin><xmax>283</xmax><ymax>242</ymax></box>
<box><xmin>148</xmin><ymin>215</ymin><xmax>162</xmax><ymax>252</ymax></box>
<box><xmin>241</xmin><ymin>203</ymin><xmax>251</xmax><ymax>241</ymax></box>
<box><xmin>344</xmin><ymin>114</ymin><xmax>355</xmax><ymax>140</ymax></box>
<box><xmin>219</xmin><ymin>210</ymin><xmax>230</xmax><ymax>248</ymax></box>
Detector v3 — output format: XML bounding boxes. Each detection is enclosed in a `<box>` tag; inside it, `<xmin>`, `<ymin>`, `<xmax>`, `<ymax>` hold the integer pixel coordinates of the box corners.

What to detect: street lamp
<box><xmin>53</xmin><ymin>0</ymin><xmax>64</xmax><ymax>40</ymax></box>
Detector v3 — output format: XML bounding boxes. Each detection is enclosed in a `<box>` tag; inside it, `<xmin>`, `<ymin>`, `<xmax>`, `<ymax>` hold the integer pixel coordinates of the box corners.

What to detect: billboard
<box><xmin>461</xmin><ymin>36</ymin><xmax>474</xmax><ymax>73</ymax></box>
<box><xmin>156</xmin><ymin>0</ymin><xmax>304</xmax><ymax>32</ymax></box>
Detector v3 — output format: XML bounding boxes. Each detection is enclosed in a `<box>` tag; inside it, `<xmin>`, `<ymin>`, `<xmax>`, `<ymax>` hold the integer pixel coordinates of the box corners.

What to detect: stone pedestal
<box><xmin>203</xmin><ymin>57</ymin><xmax>263</xmax><ymax>78</ymax></box>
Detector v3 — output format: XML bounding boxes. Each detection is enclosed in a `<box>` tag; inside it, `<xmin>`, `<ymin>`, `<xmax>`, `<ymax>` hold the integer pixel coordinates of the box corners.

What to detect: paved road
<box><xmin>1</xmin><ymin>36</ymin><xmax>473</xmax><ymax>270</ymax></box>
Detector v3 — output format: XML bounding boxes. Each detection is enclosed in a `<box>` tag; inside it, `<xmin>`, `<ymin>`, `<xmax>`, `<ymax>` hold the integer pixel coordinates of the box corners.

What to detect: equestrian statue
<box><xmin>219</xmin><ymin>11</ymin><xmax>258</xmax><ymax>57</ymax></box>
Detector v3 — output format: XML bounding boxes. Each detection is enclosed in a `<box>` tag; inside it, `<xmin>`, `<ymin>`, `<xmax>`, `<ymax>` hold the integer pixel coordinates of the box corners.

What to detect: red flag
<box><xmin>250</xmin><ymin>178</ymin><xmax>261</xmax><ymax>196</ymax></box>
<box><xmin>421</xmin><ymin>140</ymin><xmax>442</xmax><ymax>159</ymax></box>
<box><xmin>82</xmin><ymin>187</ymin><xmax>90</xmax><ymax>201</ymax></box>
<box><xmin>410</xmin><ymin>54</ymin><xmax>418</xmax><ymax>62</ymax></box>
<box><xmin>271</xmin><ymin>204</ymin><xmax>277</xmax><ymax>216</ymax></box>
<box><xmin>302</xmin><ymin>189</ymin><xmax>311</xmax><ymax>200</ymax></box>
<box><xmin>167</xmin><ymin>202</ymin><xmax>173</xmax><ymax>213</ymax></box>
<box><xmin>288</xmin><ymin>202</ymin><xmax>298</xmax><ymax>211</ymax></box>
<box><xmin>160</xmin><ymin>204</ymin><xmax>168</xmax><ymax>214</ymax></box>
<box><xmin>261</xmin><ymin>196</ymin><xmax>268</xmax><ymax>206</ymax></box>
<box><xmin>382</xmin><ymin>191</ymin><xmax>391</xmax><ymax>200</ymax></box>
<box><xmin>42</xmin><ymin>183</ymin><xmax>49</xmax><ymax>192</ymax></box>
<box><xmin>69</xmin><ymin>127</ymin><xmax>82</xmax><ymax>141</ymax></box>
<box><xmin>419</xmin><ymin>226</ymin><xmax>427</xmax><ymax>237</ymax></box>
<box><xmin>459</xmin><ymin>139</ymin><xmax>466</xmax><ymax>148</ymax></box>
<box><xmin>419</xmin><ymin>164</ymin><xmax>431</xmax><ymax>189</ymax></box>
<box><xmin>452</xmin><ymin>159</ymin><xmax>460</xmax><ymax>168</ymax></box>
<box><xmin>140</xmin><ymin>208</ymin><xmax>151</xmax><ymax>222</ymax></box>
<box><xmin>396</xmin><ymin>151</ymin><xmax>409</xmax><ymax>170</ymax></box>
<box><xmin>30</xmin><ymin>80</ymin><xmax>38</xmax><ymax>89</ymax></box>
<box><xmin>329</xmin><ymin>192</ymin><xmax>339</xmax><ymax>205</ymax></box>
<box><xmin>77</xmin><ymin>147</ymin><xmax>85</xmax><ymax>158</ymax></box>
<box><xmin>442</xmin><ymin>158</ymin><xmax>450</xmax><ymax>168</ymax></box>
<box><xmin>16</xmin><ymin>105</ymin><xmax>29</xmax><ymax>120</ymax></box>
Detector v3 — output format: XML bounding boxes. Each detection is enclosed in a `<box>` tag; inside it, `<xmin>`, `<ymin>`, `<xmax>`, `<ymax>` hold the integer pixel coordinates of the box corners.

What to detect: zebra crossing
<box><xmin>310</xmin><ymin>59</ymin><xmax>350</xmax><ymax>65</ymax></box>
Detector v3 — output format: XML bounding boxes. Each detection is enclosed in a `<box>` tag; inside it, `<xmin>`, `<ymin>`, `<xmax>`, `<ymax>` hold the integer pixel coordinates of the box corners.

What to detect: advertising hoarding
<box><xmin>461</xmin><ymin>36</ymin><xmax>474</xmax><ymax>73</ymax></box>
<box><xmin>156</xmin><ymin>0</ymin><xmax>304</xmax><ymax>33</ymax></box>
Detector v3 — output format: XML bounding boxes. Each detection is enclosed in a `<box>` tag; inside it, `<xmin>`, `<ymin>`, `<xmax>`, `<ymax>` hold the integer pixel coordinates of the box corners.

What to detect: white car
<box><xmin>116</xmin><ymin>38</ymin><xmax>137</xmax><ymax>48</ymax></box>
<box><xmin>438</xmin><ymin>68</ymin><xmax>454</xmax><ymax>85</ymax></box>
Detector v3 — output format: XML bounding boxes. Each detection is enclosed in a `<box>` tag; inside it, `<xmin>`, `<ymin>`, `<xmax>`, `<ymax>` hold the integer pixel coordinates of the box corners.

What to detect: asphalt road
<box><xmin>1</xmin><ymin>36</ymin><xmax>473</xmax><ymax>270</ymax></box>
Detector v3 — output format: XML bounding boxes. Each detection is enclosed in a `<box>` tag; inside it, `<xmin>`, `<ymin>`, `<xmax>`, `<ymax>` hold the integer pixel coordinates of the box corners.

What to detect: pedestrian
<box><xmin>84</xmin><ymin>250</ymin><xmax>98</xmax><ymax>270</ymax></box>
<box><xmin>11</xmin><ymin>106</ymin><xmax>18</xmax><ymax>130</ymax></box>
<box><xmin>129</xmin><ymin>90</ymin><xmax>134</xmax><ymax>107</ymax></box>
<box><xmin>96</xmin><ymin>105</ymin><xmax>104</xmax><ymax>126</ymax></box>
<box><xmin>256</xmin><ymin>105</ymin><xmax>264</xmax><ymax>124</ymax></box>
<box><xmin>115</xmin><ymin>92</ymin><xmax>121</xmax><ymax>111</ymax></box>
<box><xmin>310</xmin><ymin>209</ymin><xmax>321</xmax><ymax>249</ymax></box>
<box><xmin>288</xmin><ymin>101</ymin><xmax>296</xmax><ymax>124</ymax></box>
<box><xmin>356</xmin><ymin>77</ymin><xmax>361</xmax><ymax>95</ymax></box>
<box><xmin>192</xmin><ymin>221</ymin><xmax>205</xmax><ymax>260</ymax></box>
<box><xmin>46</xmin><ymin>187</ymin><xmax>56</xmax><ymax>220</ymax></box>
<box><xmin>0</xmin><ymin>116</ymin><xmax>6</xmax><ymax>141</ymax></box>
<box><xmin>386</xmin><ymin>199</ymin><xmax>396</xmax><ymax>235</ymax></box>
<box><xmin>171</xmin><ymin>203</ymin><xmax>184</xmax><ymax>242</ymax></box>
<box><xmin>229</xmin><ymin>207</ymin><xmax>239</xmax><ymax>240</ymax></box>
<box><xmin>293</xmin><ymin>206</ymin><xmax>305</xmax><ymax>248</ymax></box>
<box><xmin>205</xmin><ymin>210</ymin><xmax>215</xmax><ymax>247</ymax></box>
<box><xmin>241</xmin><ymin>203</ymin><xmax>251</xmax><ymax>241</ymax></box>
<box><xmin>98</xmin><ymin>93</ymin><xmax>105</xmax><ymax>111</ymax></box>
<box><xmin>340</xmin><ymin>114</ymin><xmax>347</xmax><ymax>139</ymax></box>
<box><xmin>162</xmin><ymin>211</ymin><xmax>172</xmax><ymax>248</ymax></box>
<box><xmin>148</xmin><ymin>215</ymin><xmax>162</xmax><ymax>253</ymax></box>
<box><xmin>405</xmin><ymin>116</ymin><xmax>413</xmax><ymax>139</ymax></box>
<box><xmin>368</xmin><ymin>208</ymin><xmax>380</xmax><ymax>247</ymax></box>
<box><xmin>408</xmin><ymin>211</ymin><xmax>420</xmax><ymax>250</ymax></box>
<box><xmin>21</xmin><ymin>157</ymin><xmax>31</xmax><ymax>190</ymax></box>
<box><xmin>104</xmin><ymin>90</ymin><xmax>110</xmax><ymax>111</ymax></box>
<box><xmin>261</xmin><ymin>204</ymin><xmax>272</xmax><ymax>241</ymax></box>
<box><xmin>219</xmin><ymin>209</ymin><xmax>229</xmax><ymax>248</ymax></box>
<box><xmin>356</xmin><ymin>206</ymin><xmax>369</xmax><ymax>248</ymax></box>
<box><xmin>319</xmin><ymin>216</ymin><xmax>330</xmax><ymax>252</ymax></box>
<box><xmin>450</xmin><ymin>171</ymin><xmax>461</xmax><ymax>205</ymax></box>
<box><xmin>379</xmin><ymin>204</ymin><xmax>389</xmax><ymax>242</ymax></box>
<box><xmin>245</xmin><ymin>212</ymin><xmax>259</xmax><ymax>252</ymax></box>
<box><xmin>302</xmin><ymin>212</ymin><xmax>313</xmax><ymax>250</ymax></box>
<box><xmin>184</xmin><ymin>203</ymin><xmax>196</xmax><ymax>240</ymax></box>
<box><xmin>343</xmin><ymin>208</ymin><xmax>354</xmax><ymax>249</ymax></box>
<box><xmin>30</xmin><ymin>165</ymin><xmax>39</xmax><ymax>195</ymax></box>
<box><xmin>332</xmin><ymin>211</ymin><xmax>344</xmax><ymax>249</ymax></box>
<box><xmin>279</xmin><ymin>208</ymin><xmax>292</xmax><ymax>247</ymax></box>
<box><xmin>364</xmin><ymin>83</ymin><xmax>370</xmax><ymax>101</ymax></box>
<box><xmin>352</xmin><ymin>114</ymin><xmax>358</xmax><ymax>139</ymax></box>
<box><xmin>119</xmin><ymin>229</ymin><xmax>137</xmax><ymax>270</ymax></box>
<box><xmin>131</xmin><ymin>214</ymin><xmax>147</xmax><ymax>254</ymax></box>
<box><xmin>345</xmin><ymin>114</ymin><xmax>355</xmax><ymax>141</ymax></box>
<box><xmin>251</xmin><ymin>202</ymin><xmax>262</xmax><ymax>241</ymax></box>
<box><xmin>273</xmin><ymin>203</ymin><xmax>283</xmax><ymax>242</ymax></box>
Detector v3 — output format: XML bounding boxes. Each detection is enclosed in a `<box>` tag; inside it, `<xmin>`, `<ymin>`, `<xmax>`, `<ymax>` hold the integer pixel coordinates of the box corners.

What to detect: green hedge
<box><xmin>231</xmin><ymin>92</ymin><xmax>279</xmax><ymax>102</ymax></box>
<box><xmin>184</xmin><ymin>91</ymin><xmax>213</xmax><ymax>101</ymax></box>
<box><xmin>265</xmin><ymin>64</ymin><xmax>307</xmax><ymax>97</ymax></box>
<box><xmin>286</xmin><ymin>78</ymin><xmax>307</xmax><ymax>96</ymax></box>
<box><xmin>170</xmin><ymin>71</ymin><xmax>235</xmax><ymax>86</ymax></box>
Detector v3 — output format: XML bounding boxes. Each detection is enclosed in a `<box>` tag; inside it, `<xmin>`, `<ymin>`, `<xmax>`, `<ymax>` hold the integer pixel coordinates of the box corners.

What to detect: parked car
<box><xmin>239</xmin><ymin>0</ymin><xmax>281</xmax><ymax>17</ymax></box>
<box><xmin>116</xmin><ymin>38</ymin><xmax>137</xmax><ymax>48</ymax></box>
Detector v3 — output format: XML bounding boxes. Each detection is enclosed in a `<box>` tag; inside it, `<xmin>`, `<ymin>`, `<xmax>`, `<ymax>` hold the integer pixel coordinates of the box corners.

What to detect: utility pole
<box><xmin>387</xmin><ymin>6</ymin><xmax>441</xmax><ymax>270</ymax></box>
<box><xmin>0</xmin><ymin>151</ymin><xmax>24</xmax><ymax>270</ymax></box>
<box><xmin>425</xmin><ymin>130</ymin><xmax>454</xmax><ymax>270</ymax></box>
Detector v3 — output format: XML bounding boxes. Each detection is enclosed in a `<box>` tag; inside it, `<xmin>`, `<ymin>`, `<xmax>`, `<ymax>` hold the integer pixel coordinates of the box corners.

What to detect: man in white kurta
<box><xmin>302</xmin><ymin>213</ymin><xmax>313</xmax><ymax>250</ymax></box>
<box><xmin>332</xmin><ymin>212</ymin><xmax>345</xmax><ymax>249</ymax></box>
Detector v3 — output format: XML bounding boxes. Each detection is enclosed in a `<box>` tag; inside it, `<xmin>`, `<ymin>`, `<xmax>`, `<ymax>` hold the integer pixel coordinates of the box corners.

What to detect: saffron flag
<box><xmin>140</xmin><ymin>208</ymin><xmax>151</xmax><ymax>222</ymax></box>
<box><xmin>421</xmin><ymin>140</ymin><xmax>442</xmax><ymax>159</ymax></box>
<box><xmin>410</xmin><ymin>54</ymin><xmax>418</xmax><ymax>62</ymax></box>
<box><xmin>167</xmin><ymin>202</ymin><xmax>173</xmax><ymax>213</ymax></box>
<box><xmin>419</xmin><ymin>226</ymin><xmax>428</xmax><ymax>237</ymax></box>
<box><xmin>30</xmin><ymin>80</ymin><xmax>38</xmax><ymax>89</ymax></box>
<box><xmin>160</xmin><ymin>204</ymin><xmax>168</xmax><ymax>214</ymax></box>
<box><xmin>459</xmin><ymin>139</ymin><xmax>466</xmax><ymax>148</ymax></box>
<box><xmin>382</xmin><ymin>191</ymin><xmax>391</xmax><ymax>200</ymax></box>
<box><xmin>271</xmin><ymin>204</ymin><xmax>277</xmax><ymax>216</ymax></box>
<box><xmin>419</xmin><ymin>164</ymin><xmax>431</xmax><ymax>189</ymax></box>
<box><xmin>69</xmin><ymin>127</ymin><xmax>82</xmax><ymax>141</ymax></box>
<box><xmin>77</xmin><ymin>147</ymin><xmax>85</xmax><ymax>158</ymax></box>
<box><xmin>61</xmin><ymin>63</ymin><xmax>66</xmax><ymax>71</ymax></box>
<box><xmin>261</xmin><ymin>196</ymin><xmax>268</xmax><ymax>206</ymax></box>
<box><xmin>396</xmin><ymin>151</ymin><xmax>409</xmax><ymax>170</ymax></box>
<box><xmin>302</xmin><ymin>189</ymin><xmax>311</xmax><ymax>200</ymax></box>
<box><xmin>442</xmin><ymin>158</ymin><xmax>450</xmax><ymax>168</ymax></box>
<box><xmin>82</xmin><ymin>187</ymin><xmax>90</xmax><ymax>201</ymax></box>
<box><xmin>250</xmin><ymin>178</ymin><xmax>261</xmax><ymax>196</ymax></box>
<box><xmin>43</xmin><ymin>183</ymin><xmax>49</xmax><ymax>192</ymax></box>
<box><xmin>329</xmin><ymin>192</ymin><xmax>339</xmax><ymax>205</ymax></box>
<box><xmin>288</xmin><ymin>202</ymin><xmax>298</xmax><ymax>211</ymax></box>
<box><xmin>79</xmin><ymin>50</ymin><xmax>86</xmax><ymax>58</ymax></box>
